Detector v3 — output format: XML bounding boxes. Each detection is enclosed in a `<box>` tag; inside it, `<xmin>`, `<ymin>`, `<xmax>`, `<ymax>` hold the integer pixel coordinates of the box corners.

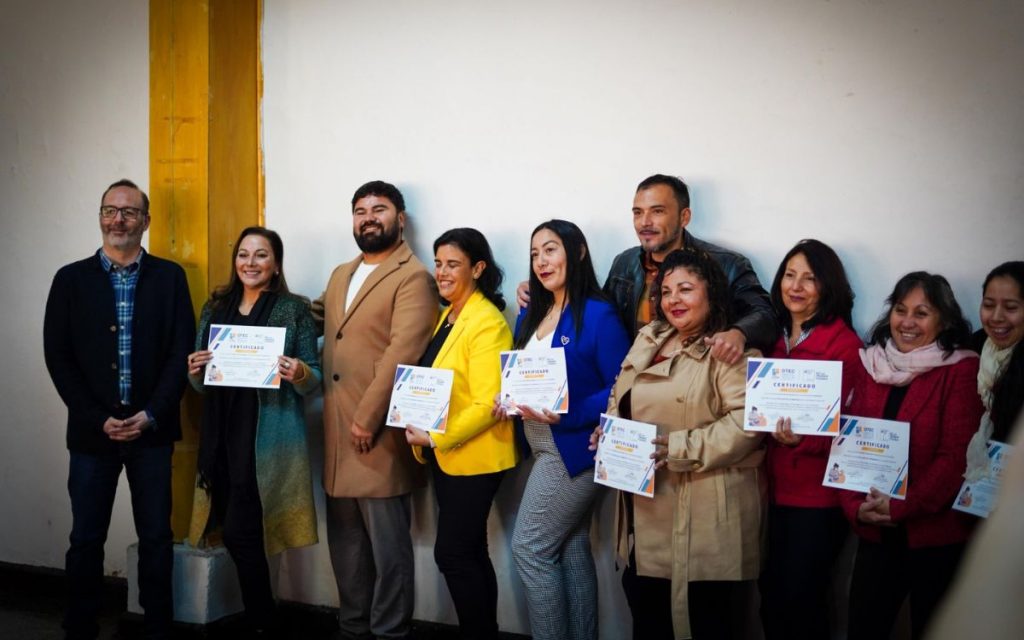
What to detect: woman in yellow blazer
<box><xmin>405</xmin><ymin>227</ymin><xmax>517</xmax><ymax>639</ymax></box>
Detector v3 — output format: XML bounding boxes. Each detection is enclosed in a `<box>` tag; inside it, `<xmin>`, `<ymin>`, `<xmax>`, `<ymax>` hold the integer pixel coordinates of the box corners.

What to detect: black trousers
<box><xmin>622</xmin><ymin>552</ymin><xmax>742</xmax><ymax>640</ymax></box>
<box><xmin>219</xmin><ymin>479</ymin><xmax>275</xmax><ymax>628</ymax></box>
<box><xmin>847</xmin><ymin>533</ymin><xmax>965</xmax><ymax>640</ymax></box>
<box><xmin>430</xmin><ymin>459</ymin><xmax>506</xmax><ymax>640</ymax></box>
<box><xmin>210</xmin><ymin>401</ymin><xmax>275</xmax><ymax>629</ymax></box>
<box><xmin>759</xmin><ymin>505</ymin><xmax>848</xmax><ymax>640</ymax></box>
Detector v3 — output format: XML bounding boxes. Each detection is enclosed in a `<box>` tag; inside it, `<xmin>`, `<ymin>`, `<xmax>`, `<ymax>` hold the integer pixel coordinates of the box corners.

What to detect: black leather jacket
<box><xmin>601</xmin><ymin>230</ymin><xmax>779</xmax><ymax>352</ymax></box>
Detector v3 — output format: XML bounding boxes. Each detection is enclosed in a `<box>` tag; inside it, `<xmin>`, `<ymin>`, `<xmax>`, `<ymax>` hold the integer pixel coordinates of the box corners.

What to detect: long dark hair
<box><xmin>867</xmin><ymin>271</ymin><xmax>971</xmax><ymax>356</ymax></box>
<box><xmin>514</xmin><ymin>219</ymin><xmax>603</xmax><ymax>348</ymax></box>
<box><xmin>209</xmin><ymin>226</ymin><xmax>296</xmax><ymax>311</ymax></box>
<box><xmin>652</xmin><ymin>248</ymin><xmax>732</xmax><ymax>336</ymax></box>
<box><xmin>770</xmin><ymin>239</ymin><xmax>854</xmax><ymax>332</ymax></box>
<box><xmin>983</xmin><ymin>261</ymin><xmax>1024</xmax><ymax>441</ymax></box>
<box><xmin>433</xmin><ymin>228</ymin><xmax>506</xmax><ymax>311</ymax></box>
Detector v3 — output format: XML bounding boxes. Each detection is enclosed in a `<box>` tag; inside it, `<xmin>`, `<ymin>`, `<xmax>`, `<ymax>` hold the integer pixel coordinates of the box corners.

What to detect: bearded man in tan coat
<box><xmin>312</xmin><ymin>180</ymin><xmax>438</xmax><ymax>640</ymax></box>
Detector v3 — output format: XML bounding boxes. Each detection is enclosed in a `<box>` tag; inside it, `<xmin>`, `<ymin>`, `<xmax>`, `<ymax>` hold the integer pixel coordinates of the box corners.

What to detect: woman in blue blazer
<box><xmin>497</xmin><ymin>219</ymin><xmax>630</xmax><ymax>640</ymax></box>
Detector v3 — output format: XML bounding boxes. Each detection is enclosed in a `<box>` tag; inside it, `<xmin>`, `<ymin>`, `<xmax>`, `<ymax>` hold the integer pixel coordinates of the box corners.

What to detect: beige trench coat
<box><xmin>313</xmin><ymin>241</ymin><xmax>439</xmax><ymax>498</ymax></box>
<box><xmin>608</xmin><ymin>321</ymin><xmax>767</xmax><ymax>639</ymax></box>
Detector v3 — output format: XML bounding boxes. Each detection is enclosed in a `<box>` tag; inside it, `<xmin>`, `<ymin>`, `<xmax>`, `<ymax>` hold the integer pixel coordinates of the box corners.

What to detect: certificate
<box><xmin>593</xmin><ymin>413</ymin><xmax>657</xmax><ymax>497</ymax></box>
<box><xmin>822</xmin><ymin>415</ymin><xmax>909</xmax><ymax>499</ymax></box>
<box><xmin>744</xmin><ymin>357</ymin><xmax>843</xmax><ymax>435</ymax></box>
<box><xmin>953</xmin><ymin>440</ymin><xmax>1013</xmax><ymax>519</ymax></box>
<box><xmin>205</xmin><ymin>324</ymin><xmax>286</xmax><ymax>389</ymax></box>
<box><xmin>498</xmin><ymin>348</ymin><xmax>569</xmax><ymax>415</ymax></box>
<box><xmin>385</xmin><ymin>365</ymin><xmax>453</xmax><ymax>433</ymax></box>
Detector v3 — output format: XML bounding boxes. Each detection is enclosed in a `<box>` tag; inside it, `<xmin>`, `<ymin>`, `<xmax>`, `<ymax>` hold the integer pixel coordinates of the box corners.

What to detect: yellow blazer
<box><xmin>414</xmin><ymin>289</ymin><xmax>518</xmax><ymax>475</ymax></box>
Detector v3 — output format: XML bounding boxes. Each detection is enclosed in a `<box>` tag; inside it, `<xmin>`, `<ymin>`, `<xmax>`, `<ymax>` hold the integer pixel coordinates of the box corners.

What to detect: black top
<box><xmin>418</xmin><ymin>318</ymin><xmax>455</xmax><ymax>368</ymax></box>
<box><xmin>883</xmin><ymin>384</ymin><xmax>910</xmax><ymax>421</ymax></box>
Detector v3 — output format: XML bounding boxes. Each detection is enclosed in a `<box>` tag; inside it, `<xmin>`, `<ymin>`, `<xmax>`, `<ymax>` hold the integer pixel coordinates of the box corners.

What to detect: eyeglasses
<box><xmin>99</xmin><ymin>206</ymin><xmax>145</xmax><ymax>221</ymax></box>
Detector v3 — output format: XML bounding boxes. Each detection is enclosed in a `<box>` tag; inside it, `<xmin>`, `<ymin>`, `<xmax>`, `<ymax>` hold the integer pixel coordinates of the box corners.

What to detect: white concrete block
<box><xmin>127</xmin><ymin>543</ymin><xmax>244</xmax><ymax>624</ymax></box>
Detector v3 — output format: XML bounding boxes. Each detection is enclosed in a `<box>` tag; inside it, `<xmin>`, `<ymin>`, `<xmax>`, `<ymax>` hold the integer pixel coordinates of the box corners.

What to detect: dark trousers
<box><xmin>847</xmin><ymin>534</ymin><xmax>965</xmax><ymax>640</ymax></box>
<box><xmin>217</xmin><ymin>476</ymin><xmax>275</xmax><ymax>628</ymax></box>
<box><xmin>431</xmin><ymin>461</ymin><xmax>505</xmax><ymax>640</ymax></box>
<box><xmin>759</xmin><ymin>505</ymin><xmax>848</xmax><ymax>640</ymax></box>
<box><xmin>65</xmin><ymin>444</ymin><xmax>173</xmax><ymax>640</ymax></box>
<box><xmin>622</xmin><ymin>553</ymin><xmax>742</xmax><ymax>640</ymax></box>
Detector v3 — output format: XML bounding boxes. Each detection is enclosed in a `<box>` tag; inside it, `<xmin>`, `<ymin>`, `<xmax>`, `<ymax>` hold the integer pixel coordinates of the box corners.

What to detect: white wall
<box><xmin>262</xmin><ymin>0</ymin><xmax>1023</xmax><ymax>636</ymax></box>
<box><xmin>3</xmin><ymin>0</ymin><xmax>1023</xmax><ymax>637</ymax></box>
<box><xmin>0</xmin><ymin>0</ymin><xmax>149</xmax><ymax>575</ymax></box>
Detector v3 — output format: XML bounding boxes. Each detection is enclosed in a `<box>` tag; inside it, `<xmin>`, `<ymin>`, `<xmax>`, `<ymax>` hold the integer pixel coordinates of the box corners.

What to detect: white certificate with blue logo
<box><xmin>593</xmin><ymin>413</ymin><xmax>657</xmax><ymax>497</ymax></box>
<box><xmin>822</xmin><ymin>416</ymin><xmax>910</xmax><ymax>499</ymax></box>
<box><xmin>953</xmin><ymin>440</ymin><xmax>1013</xmax><ymax>518</ymax></box>
<box><xmin>205</xmin><ymin>324</ymin><xmax>287</xmax><ymax>389</ymax></box>
<box><xmin>743</xmin><ymin>357</ymin><xmax>844</xmax><ymax>435</ymax></box>
<box><xmin>385</xmin><ymin>365</ymin><xmax>454</xmax><ymax>433</ymax></box>
<box><xmin>498</xmin><ymin>348</ymin><xmax>569</xmax><ymax>415</ymax></box>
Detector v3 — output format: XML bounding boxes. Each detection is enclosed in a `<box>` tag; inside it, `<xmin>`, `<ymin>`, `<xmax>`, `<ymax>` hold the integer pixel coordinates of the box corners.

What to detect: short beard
<box><xmin>354</xmin><ymin>223</ymin><xmax>401</xmax><ymax>254</ymax></box>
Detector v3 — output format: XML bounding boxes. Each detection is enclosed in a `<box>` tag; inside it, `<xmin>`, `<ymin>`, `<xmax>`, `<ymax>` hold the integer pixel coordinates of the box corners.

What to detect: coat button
<box><xmin>109</xmin><ymin>325</ymin><xmax>117</xmax><ymax>332</ymax></box>
<box><xmin>332</xmin><ymin>374</ymin><xmax>340</xmax><ymax>381</ymax></box>
<box><xmin>111</xmin><ymin>363</ymin><xmax>118</xmax><ymax>370</ymax></box>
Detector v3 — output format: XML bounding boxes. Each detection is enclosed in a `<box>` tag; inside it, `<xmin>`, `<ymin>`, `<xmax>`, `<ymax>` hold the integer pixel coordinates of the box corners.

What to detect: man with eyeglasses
<box><xmin>43</xmin><ymin>179</ymin><xmax>194</xmax><ymax>640</ymax></box>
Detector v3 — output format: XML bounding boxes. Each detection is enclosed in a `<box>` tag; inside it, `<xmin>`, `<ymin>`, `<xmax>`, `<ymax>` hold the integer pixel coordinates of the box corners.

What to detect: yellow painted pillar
<box><xmin>149</xmin><ymin>0</ymin><xmax>263</xmax><ymax>541</ymax></box>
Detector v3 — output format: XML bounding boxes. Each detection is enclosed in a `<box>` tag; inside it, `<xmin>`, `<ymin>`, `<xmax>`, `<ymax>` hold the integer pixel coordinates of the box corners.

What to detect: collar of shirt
<box><xmin>98</xmin><ymin>247</ymin><xmax>145</xmax><ymax>273</ymax></box>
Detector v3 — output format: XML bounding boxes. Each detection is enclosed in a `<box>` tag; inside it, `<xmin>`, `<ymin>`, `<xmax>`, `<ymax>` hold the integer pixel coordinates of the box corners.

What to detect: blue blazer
<box><xmin>515</xmin><ymin>297</ymin><xmax>631</xmax><ymax>477</ymax></box>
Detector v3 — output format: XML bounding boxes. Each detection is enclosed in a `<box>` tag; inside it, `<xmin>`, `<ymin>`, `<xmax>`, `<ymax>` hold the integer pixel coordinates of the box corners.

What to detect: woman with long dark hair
<box><xmin>965</xmin><ymin>261</ymin><xmax>1024</xmax><ymax>482</ymax></box>
<box><xmin>403</xmin><ymin>228</ymin><xmax>517</xmax><ymax>639</ymax></box>
<box><xmin>759</xmin><ymin>239</ymin><xmax>861</xmax><ymax>640</ymax></box>
<box><xmin>497</xmin><ymin>220</ymin><xmax>630</xmax><ymax>640</ymax></box>
<box><xmin>186</xmin><ymin>226</ymin><xmax>320</xmax><ymax>634</ymax></box>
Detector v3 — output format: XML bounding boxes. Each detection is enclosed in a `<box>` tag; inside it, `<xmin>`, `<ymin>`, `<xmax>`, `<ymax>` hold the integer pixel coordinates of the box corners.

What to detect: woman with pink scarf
<box><xmin>840</xmin><ymin>271</ymin><xmax>983</xmax><ymax>640</ymax></box>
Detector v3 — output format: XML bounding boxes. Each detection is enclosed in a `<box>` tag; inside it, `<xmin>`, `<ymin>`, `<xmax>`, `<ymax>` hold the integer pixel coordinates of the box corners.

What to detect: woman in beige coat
<box><xmin>598</xmin><ymin>248</ymin><xmax>767</xmax><ymax>640</ymax></box>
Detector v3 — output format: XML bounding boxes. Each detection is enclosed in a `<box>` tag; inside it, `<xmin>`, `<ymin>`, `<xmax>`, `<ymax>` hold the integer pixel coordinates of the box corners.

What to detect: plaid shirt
<box><xmin>98</xmin><ymin>248</ymin><xmax>144</xmax><ymax>406</ymax></box>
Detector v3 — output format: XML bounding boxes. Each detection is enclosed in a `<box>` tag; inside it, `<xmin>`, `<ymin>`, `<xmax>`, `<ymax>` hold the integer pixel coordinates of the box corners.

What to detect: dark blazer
<box><xmin>43</xmin><ymin>251</ymin><xmax>195</xmax><ymax>454</ymax></box>
<box><xmin>515</xmin><ymin>297</ymin><xmax>631</xmax><ymax>477</ymax></box>
<box><xmin>838</xmin><ymin>357</ymin><xmax>983</xmax><ymax>548</ymax></box>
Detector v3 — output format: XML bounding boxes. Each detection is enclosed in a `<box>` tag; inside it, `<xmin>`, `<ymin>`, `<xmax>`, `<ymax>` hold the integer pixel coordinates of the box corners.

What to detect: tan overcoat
<box><xmin>608</xmin><ymin>321</ymin><xmax>767</xmax><ymax>639</ymax></box>
<box><xmin>313</xmin><ymin>241</ymin><xmax>438</xmax><ymax>497</ymax></box>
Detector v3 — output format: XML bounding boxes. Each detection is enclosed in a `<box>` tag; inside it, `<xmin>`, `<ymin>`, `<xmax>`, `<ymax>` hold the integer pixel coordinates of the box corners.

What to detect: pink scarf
<box><xmin>859</xmin><ymin>339</ymin><xmax>977</xmax><ymax>386</ymax></box>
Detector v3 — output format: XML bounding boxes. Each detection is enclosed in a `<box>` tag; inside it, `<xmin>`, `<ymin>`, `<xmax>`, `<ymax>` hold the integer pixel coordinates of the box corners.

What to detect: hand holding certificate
<box><xmin>204</xmin><ymin>324</ymin><xmax>287</xmax><ymax>389</ymax></box>
<box><xmin>593</xmin><ymin>414</ymin><xmax>657</xmax><ymax>497</ymax></box>
<box><xmin>822</xmin><ymin>416</ymin><xmax>910</xmax><ymax>499</ymax></box>
<box><xmin>744</xmin><ymin>358</ymin><xmax>843</xmax><ymax>435</ymax></box>
<box><xmin>499</xmin><ymin>348</ymin><xmax>569</xmax><ymax>415</ymax></box>
<box><xmin>385</xmin><ymin>365</ymin><xmax>454</xmax><ymax>433</ymax></box>
<box><xmin>953</xmin><ymin>440</ymin><xmax>1014</xmax><ymax>519</ymax></box>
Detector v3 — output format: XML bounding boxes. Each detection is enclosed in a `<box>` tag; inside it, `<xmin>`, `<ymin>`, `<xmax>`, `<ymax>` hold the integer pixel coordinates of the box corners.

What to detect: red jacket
<box><xmin>838</xmin><ymin>356</ymin><xmax>983</xmax><ymax>548</ymax></box>
<box><xmin>766</xmin><ymin>319</ymin><xmax>863</xmax><ymax>507</ymax></box>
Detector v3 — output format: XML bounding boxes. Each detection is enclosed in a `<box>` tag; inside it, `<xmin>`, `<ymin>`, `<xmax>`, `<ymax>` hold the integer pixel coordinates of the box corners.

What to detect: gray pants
<box><xmin>512</xmin><ymin>422</ymin><xmax>601</xmax><ymax>640</ymax></box>
<box><xmin>326</xmin><ymin>494</ymin><xmax>414</xmax><ymax>640</ymax></box>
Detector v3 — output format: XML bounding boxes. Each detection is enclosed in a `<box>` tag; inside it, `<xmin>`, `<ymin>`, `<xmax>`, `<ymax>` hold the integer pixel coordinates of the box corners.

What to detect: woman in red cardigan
<box><xmin>759</xmin><ymin>240</ymin><xmax>862</xmax><ymax>640</ymax></box>
<box><xmin>841</xmin><ymin>271</ymin><xmax>983</xmax><ymax>640</ymax></box>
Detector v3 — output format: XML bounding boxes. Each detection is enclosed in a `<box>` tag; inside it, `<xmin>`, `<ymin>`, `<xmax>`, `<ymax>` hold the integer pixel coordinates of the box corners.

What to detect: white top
<box><xmin>345</xmin><ymin>261</ymin><xmax>379</xmax><ymax>312</ymax></box>
<box><xmin>525</xmin><ymin>329</ymin><xmax>551</xmax><ymax>350</ymax></box>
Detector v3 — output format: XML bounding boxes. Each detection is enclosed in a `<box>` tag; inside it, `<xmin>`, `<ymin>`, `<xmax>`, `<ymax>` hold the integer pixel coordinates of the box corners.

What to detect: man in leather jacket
<box><xmin>604</xmin><ymin>175</ymin><xmax>778</xmax><ymax>363</ymax></box>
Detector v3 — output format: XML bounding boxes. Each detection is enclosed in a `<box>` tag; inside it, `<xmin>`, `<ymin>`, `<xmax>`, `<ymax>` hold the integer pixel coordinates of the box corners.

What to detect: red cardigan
<box><xmin>766</xmin><ymin>319</ymin><xmax>863</xmax><ymax>508</ymax></box>
<box><xmin>838</xmin><ymin>356</ymin><xmax>983</xmax><ymax>548</ymax></box>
